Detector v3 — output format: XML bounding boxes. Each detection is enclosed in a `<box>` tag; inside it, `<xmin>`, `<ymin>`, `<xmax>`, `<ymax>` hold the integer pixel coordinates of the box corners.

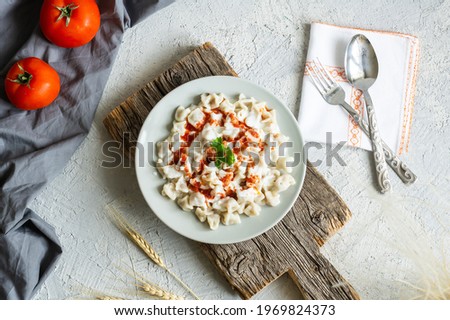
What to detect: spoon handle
<box><xmin>340</xmin><ymin>101</ymin><xmax>417</xmax><ymax>184</ymax></box>
<box><xmin>379</xmin><ymin>140</ymin><xmax>417</xmax><ymax>184</ymax></box>
<box><xmin>363</xmin><ymin>92</ymin><xmax>392</xmax><ymax>193</ymax></box>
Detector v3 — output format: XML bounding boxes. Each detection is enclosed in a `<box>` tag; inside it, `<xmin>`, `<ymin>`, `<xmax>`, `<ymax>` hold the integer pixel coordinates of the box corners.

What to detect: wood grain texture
<box><xmin>103</xmin><ymin>42</ymin><xmax>359</xmax><ymax>300</ymax></box>
<box><xmin>201</xmin><ymin>164</ymin><xmax>358</xmax><ymax>299</ymax></box>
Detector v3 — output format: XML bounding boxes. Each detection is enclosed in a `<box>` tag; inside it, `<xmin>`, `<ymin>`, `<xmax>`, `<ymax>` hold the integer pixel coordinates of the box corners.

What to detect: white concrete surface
<box><xmin>33</xmin><ymin>0</ymin><xmax>449</xmax><ymax>300</ymax></box>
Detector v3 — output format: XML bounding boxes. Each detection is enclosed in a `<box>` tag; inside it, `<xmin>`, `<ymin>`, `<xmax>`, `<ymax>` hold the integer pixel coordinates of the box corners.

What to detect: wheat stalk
<box><xmin>117</xmin><ymin>264</ymin><xmax>184</xmax><ymax>300</ymax></box>
<box><xmin>126</xmin><ymin>229</ymin><xmax>166</xmax><ymax>268</ymax></box>
<box><xmin>138</xmin><ymin>282</ymin><xmax>184</xmax><ymax>300</ymax></box>
<box><xmin>107</xmin><ymin>205</ymin><xmax>201</xmax><ymax>300</ymax></box>
<box><xmin>96</xmin><ymin>295</ymin><xmax>125</xmax><ymax>300</ymax></box>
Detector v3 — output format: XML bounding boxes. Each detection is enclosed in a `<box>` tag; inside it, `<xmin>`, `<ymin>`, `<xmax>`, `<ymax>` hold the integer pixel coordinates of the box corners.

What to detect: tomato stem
<box><xmin>7</xmin><ymin>63</ymin><xmax>33</xmax><ymax>88</ymax></box>
<box><xmin>54</xmin><ymin>3</ymin><xmax>79</xmax><ymax>27</ymax></box>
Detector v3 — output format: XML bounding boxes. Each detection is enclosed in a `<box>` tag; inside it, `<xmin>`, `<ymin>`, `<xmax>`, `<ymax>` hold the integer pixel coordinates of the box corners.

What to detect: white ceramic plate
<box><xmin>135</xmin><ymin>76</ymin><xmax>306</xmax><ymax>244</ymax></box>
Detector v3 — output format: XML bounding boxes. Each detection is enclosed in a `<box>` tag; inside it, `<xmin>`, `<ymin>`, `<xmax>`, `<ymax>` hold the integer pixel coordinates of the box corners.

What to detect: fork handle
<box><xmin>340</xmin><ymin>101</ymin><xmax>417</xmax><ymax>185</ymax></box>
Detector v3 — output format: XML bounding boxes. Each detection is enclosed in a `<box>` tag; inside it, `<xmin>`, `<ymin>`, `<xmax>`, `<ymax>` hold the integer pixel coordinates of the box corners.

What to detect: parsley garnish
<box><xmin>210</xmin><ymin>137</ymin><xmax>235</xmax><ymax>169</ymax></box>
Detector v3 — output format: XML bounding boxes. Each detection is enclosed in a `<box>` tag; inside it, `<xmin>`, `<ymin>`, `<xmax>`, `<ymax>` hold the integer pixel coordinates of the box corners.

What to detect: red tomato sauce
<box><xmin>173</xmin><ymin>105</ymin><xmax>273</xmax><ymax>200</ymax></box>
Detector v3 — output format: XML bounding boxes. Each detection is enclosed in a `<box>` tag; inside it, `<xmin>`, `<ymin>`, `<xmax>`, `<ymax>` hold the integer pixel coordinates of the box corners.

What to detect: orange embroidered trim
<box><xmin>347</xmin><ymin>87</ymin><xmax>364</xmax><ymax>147</ymax></box>
<box><xmin>405</xmin><ymin>40</ymin><xmax>420</xmax><ymax>153</ymax></box>
<box><xmin>398</xmin><ymin>38</ymin><xmax>420</xmax><ymax>155</ymax></box>
<box><xmin>304</xmin><ymin>61</ymin><xmax>347</xmax><ymax>82</ymax></box>
<box><xmin>398</xmin><ymin>40</ymin><xmax>414</xmax><ymax>155</ymax></box>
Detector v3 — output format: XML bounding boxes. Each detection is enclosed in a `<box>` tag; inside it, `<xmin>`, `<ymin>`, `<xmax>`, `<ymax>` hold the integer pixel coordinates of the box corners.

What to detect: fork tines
<box><xmin>306</xmin><ymin>58</ymin><xmax>338</xmax><ymax>94</ymax></box>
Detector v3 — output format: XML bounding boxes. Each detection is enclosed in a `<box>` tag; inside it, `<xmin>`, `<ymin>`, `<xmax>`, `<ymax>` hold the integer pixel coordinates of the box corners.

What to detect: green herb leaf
<box><xmin>210</xmin><ymin>137</ymin><xmax>223</xmax><ymax>149</ymax></box>
<box><xmin>225</xmin><ymin>147</ymin><xmax>235</xmax><ymax>165</ymax></box>
<box><xmin>210</xmin><ymin>137</ymin><xmax>235</xmax><ymax>168</ymax></box>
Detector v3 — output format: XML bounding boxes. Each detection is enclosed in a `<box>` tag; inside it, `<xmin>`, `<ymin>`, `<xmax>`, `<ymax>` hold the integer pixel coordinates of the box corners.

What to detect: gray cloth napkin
<box><xmin>0</xmin><ymin>0</ymin><xmax>173</xmax><ymax>299</ymax></box>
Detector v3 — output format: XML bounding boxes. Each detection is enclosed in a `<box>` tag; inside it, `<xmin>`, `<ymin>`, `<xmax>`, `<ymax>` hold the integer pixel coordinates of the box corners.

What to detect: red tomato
<box><xmin>5</xmin><ymin>57</ymin><xmax>60</xmax><ymax>110</ymax></box>
<box><xmin>40</xmin><ymin>0</ymin><xmax>100</xmax><ymax>48</ymax></box>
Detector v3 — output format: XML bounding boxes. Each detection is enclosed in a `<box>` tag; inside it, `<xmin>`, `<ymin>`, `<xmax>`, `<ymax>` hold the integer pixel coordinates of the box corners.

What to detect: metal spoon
<box><xmin>345</xmin><ymin>34</ymin><xmax>392</xmax><ymax>193</ymax></box>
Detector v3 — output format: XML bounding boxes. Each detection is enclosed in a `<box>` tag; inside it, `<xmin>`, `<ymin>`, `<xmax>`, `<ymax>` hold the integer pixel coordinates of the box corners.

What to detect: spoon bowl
<box><xmin>345</xmin><ymin>34</ymin><xmax>379</xmax><ymax>91</ymax></box>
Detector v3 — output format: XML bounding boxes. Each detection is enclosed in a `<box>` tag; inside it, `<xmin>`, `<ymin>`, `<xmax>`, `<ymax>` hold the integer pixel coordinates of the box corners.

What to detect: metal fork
<box><xmin>306</xmin><ymin>59</ymin><xmax>417</xmax><ymax>185</ymax></box>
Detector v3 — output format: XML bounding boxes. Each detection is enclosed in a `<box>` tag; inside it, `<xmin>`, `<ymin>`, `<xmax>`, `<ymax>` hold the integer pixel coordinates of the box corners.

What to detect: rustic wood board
<box><xmin>103</xmin><ymin>42</ymin><xmax>359</xmax><ymax>300</ymax></box>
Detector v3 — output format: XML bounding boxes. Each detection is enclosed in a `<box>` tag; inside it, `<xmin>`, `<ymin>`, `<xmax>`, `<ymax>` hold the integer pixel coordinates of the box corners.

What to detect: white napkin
<box><xmin>298</xmin><ymin>23</ymin><xmax>419</xmax><ymax>155</ymax></box>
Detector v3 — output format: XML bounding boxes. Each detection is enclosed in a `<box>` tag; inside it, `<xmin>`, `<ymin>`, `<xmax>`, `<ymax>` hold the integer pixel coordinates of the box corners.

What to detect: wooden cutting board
<box><xmin>103</xmin><ymin>42</ymin><xmax>359</xmax><ymax>300</ymax></box>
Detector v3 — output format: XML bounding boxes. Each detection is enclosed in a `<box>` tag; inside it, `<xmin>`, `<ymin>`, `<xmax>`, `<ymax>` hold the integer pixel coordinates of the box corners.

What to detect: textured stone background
<box><xmin>33</xmin><ymin>0</ymin><xmax>449</xmax><ymax>299</ymax></box>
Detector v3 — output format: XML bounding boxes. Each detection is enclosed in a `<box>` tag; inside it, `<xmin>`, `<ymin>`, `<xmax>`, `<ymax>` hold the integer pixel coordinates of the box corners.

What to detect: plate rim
<box><xmin>135</xmin><ymin>75</ymin><xmax>306</xmax><ymax>244</ymax></box>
